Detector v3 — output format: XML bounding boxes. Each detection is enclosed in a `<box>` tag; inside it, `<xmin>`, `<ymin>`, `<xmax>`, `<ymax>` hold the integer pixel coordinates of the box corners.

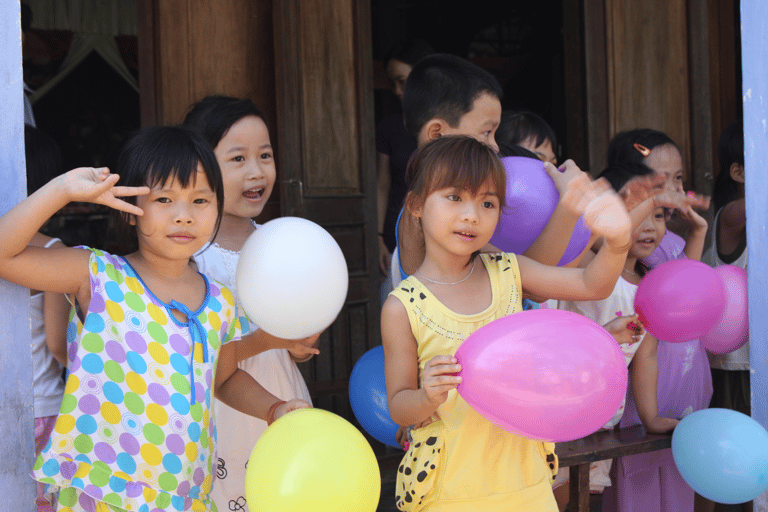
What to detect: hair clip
<box><xmin>633</xmin><ymin>143</ymin><xmax>651</xmax><ymax>157</ymax></box>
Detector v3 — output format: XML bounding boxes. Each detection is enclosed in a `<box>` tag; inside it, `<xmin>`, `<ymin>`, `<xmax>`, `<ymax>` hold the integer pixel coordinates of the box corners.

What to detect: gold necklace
<box><xmin>622</xmin><ymin>267</ymin><xmax>637</xmax><ymax>276</ymax></box>
<box><xmin>416</xmin><ymin>259</ymin><xmax>476</xmax><ymax>285</ymax></box>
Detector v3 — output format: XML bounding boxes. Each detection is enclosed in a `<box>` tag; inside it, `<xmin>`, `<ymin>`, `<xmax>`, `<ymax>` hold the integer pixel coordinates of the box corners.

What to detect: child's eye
<box><xmin>156</xmin><ymin>197</ymin><xmax>171</xmax><ymax>203</ymax></box>
<box><xmin>193</xmin><ymin>198</ymin><xmax>209</xmax><ymax>204</ymax></box>
<box><xmin>260</xmin><ymin>152</ymin><xmax>273</xmax><ymax>160</ymax></box>
<box><xmin>446</xmin><ymin>194</ymin><xmax>460</xmax><ymax>201</ymax></box>
<box><xmin>675</xmin><ymin>174</ymin><xmax>683</xmax><ymax>181</ymax></box>
<box><xmin>482</xmin><ymin>201</ymin><xmax>497</xmax><ymax>209</ymax></box>
<box><xmin>232</xmin><ymin>155</ymin><xmax>245</xmax><ymax>162</ymax></box>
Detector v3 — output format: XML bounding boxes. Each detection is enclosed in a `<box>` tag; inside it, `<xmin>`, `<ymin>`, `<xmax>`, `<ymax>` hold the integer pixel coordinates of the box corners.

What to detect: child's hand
<box><xmin>620</xmin><ymin>174</ymin><xmax>666</xmax><ymax>211</ymax></box>
<box><xmin>544</xmin><ymin>160</ymin><xmax>591</xmax><ymax>199</ymax></box>
<box><xmin>287</xmin><ymin>333</ymin><xmax>322</xmax><ymax>362</ymax></box>
<box><xmin>645</xmin><ymin>415</ymin><xmax>679</xmax><ymax>434</ymax></box>
<box><xmin>677</xmin><ymin>204</ymin><xmax>708</xmax><ymax>234</ymax></box>
<box><xmin>604</xmin><ymin>314</ymin><xmax>644</xmax><ymax>345</ymax></box>
<box><xmin>421</xmin><ymin>355</ymin><xmax>461</xmax><ymax>406</ymax></box>
<box><xmin>651</xmin><ymin>190</ymin><xmax>710</xmax><ymax>212</ymax></box>
<box><xmin>274</xmin><ymin>398</ymin><xmax>310</xmax><ymax>421</ymax></box>
<box><xmin>582</xmin><ymin>180</ymin><xmax>632</xmax><ymax>247</ymax></box>
<box><xmin>59</xmin><ymin>167</ymin><xmax>149</xmax><ymax>216</ymax></box>
<box><xmin>545</xmin><ymin>162</ymin><xmax>595</xmax><ymax>218</ymax></box>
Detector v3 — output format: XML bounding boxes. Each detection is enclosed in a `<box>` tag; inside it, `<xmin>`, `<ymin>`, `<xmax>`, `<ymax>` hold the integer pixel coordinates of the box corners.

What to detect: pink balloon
<box><xmin>490</xmin><ymin>157</ymin><xmax>591</xmax><ymax>265</ymax></box>
<box><xmin>454</xmin><ymin>309</ymin><xmax>627</xmax><ymax>442</ymax></box>
<box><xmin>700</xmin><ymin>265</ymin><xmax>749</xmax><ymax>354</ymax></box>
<box><xmin>635</xmin><ymin>259</ymin><xmax>727</xmax><ymax>343</ymax></box>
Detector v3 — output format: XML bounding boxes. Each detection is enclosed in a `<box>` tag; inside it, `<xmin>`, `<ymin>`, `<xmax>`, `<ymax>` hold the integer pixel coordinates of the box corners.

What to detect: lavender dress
<box><xmin>602</xmin><ymin>231</ymin><xmax>713</xmax><ymax>512</ymax></box>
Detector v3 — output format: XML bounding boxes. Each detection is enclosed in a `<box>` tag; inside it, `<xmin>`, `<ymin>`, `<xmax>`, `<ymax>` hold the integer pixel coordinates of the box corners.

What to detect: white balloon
<box><xmin>235</xmin><ymin>217</ymin><xmax>349</xmax><ymax>339</ymax></box>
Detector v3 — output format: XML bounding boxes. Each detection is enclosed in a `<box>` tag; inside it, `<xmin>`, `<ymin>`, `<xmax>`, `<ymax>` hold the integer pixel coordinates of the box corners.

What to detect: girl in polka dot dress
<box><xmin>0</xmin><ymin>126</ymin><xmax>308</xmax><ymax>512</ymax></box>
<box><xmin>381</xmin><ymin>136</ymin><xmax>633</xmax><ymax>511</ymax></box>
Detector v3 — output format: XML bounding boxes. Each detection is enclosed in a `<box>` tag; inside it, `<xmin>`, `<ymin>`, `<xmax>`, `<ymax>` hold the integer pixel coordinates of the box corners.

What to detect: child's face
<box><xmin>415</xmin><ymin>180</ymin><xmax>501</xmax><ymax>256</ymax></box>
<box><xmin>386</xmin><ymin>58</ymin><xmax>412</xmax><ymax>102</ymax></box>
<box><xmin>134</xmin><ymin>166</ymin><xmax>219</xmax><ymax>260</ymax></box>
<box><xmin>435</xmin><ymin>92</ymin><xmax>502</xmax><ymax>153</ymax></box>
<box><xmin>520</xmin><ymin>136</ymin><xmax>557</xmax><ymax>166</ymax></box>
<box><xmin>629</xmin><ymin>206</ymin><xmax>666</xmax><ymax>260</ymax></box>
<box><xmin>215</xmin><ymin>115</ymin><xmax>276</xmax><ymax>220</ymax></box>
<box><xmin>643</xmin><ymin>144</ymin><xmax>684</xmax><ymax>194</ymax></box>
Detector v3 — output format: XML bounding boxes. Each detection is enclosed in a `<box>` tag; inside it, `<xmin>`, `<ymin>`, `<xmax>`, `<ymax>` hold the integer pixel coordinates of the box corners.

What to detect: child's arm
<box><xmin>381</xmin><ymin>295</ymin><xmax>461</xmax><ymax>426</ymax></box>
<box><xmin>517</xmin><ymin>183</ymin><xmax>632</xmax><ymax>301</ymax></box>
<box><xmin>0</xmin><ymin>168</ymin><xmax>147</xmax><ymax>296</ymax></box>
<box><xmin>44</xmin><ymin>291</ymin><xmax>71</xmax><ymax>367</ymax></box>
<box><xmin>717</xmin><ymin>198</ymin><xmax>747</xmax><ymax>255</ymax></box>
<box><xmin>523</xmin><ymin>161</ymin><xmax>592</xmax><ymax>266</ymax></box>
<box><xmin>235</xmin><ymin>330</ymin><xmax>321</xmax><ymax>363</ymax></box>
<box><xmin>679</xmin><ymin>205</ymin><xmax>708</xmax><ymax>261</ymax></box>
<box><xmin>631</xmin><ymin>332</ymin><xmax>679</xmax><ymax>433</ymax></box>
<box><xmin>215</xmin><ymin>341</ymin><xmax>309</xmax><ymax>421</ymax></box>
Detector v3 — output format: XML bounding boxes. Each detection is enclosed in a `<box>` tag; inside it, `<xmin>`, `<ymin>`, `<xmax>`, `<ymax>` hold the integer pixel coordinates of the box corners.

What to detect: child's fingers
<box><xmin>111</xmin><ymin>185</ymin><xmax>151</xmax><ymax>198</ymax></box>
<box><xmin>105</xmin><ymin>197</ymin><xmax>145</xmax><ymax>217</ymax></box>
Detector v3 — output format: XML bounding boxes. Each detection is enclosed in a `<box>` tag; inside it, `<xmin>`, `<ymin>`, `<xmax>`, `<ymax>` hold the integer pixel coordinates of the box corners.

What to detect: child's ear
<box><xmin>729</xmin><ymin>162</ymin><xmax>745</xmax><ymax>184</ymax></box>
<box><xmin>126</xmin><ymin>212</ymin><xmax>137</xmax><ymax>226</ymax></box>
<box><xmin>422</xmin><ymin>119</ymin><xmax>448</xmax><ymax>143</ymax></box>
<box><xmin>404</xmin><ymin>192</ymin><xmax>423</xmax><ymax>219</ymax></box>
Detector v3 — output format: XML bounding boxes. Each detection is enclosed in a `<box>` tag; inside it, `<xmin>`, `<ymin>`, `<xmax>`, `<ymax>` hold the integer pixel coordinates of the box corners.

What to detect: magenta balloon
<box><xmin>700</xmin><ymin>265</ymin><xmax>749</xmax><ymax>354</ymax></box>
<box><xmin>635</xmin><ymin>259</ymin><xmax>727</xmax><ymax>343</ymax></box>
<box><xmin>490</xmin><ymin>157</ymin><xmax>591</xmax><ymax>265</ymax></box>
<box><xmin>454</xmin><ymin>309</ymin><xmax>628</xmax><ymax>442</ymax></box>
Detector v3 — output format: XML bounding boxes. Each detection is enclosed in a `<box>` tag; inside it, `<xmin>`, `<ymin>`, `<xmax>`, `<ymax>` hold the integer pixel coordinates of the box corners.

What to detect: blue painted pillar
<box><xmin>0</xmin><ymin>1</ymin><xmax>35</xmax><ymax>510</ymax></box>
<box><xmin>742</xmin><ymin>1</ymin><xmax>768</xmax><ymax>510</ymax></box>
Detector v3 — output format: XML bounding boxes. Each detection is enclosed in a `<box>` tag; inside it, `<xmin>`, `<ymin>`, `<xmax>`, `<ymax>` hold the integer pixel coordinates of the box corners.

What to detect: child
<box><xmin>183</xmin><ymin>95</ymin><xmax>319</xmax><ymax>512</ymax></box>
<box><xmin>25</xmin><ymin>125</ymin><xmax>71</xmax><ymax>512</ymax></box>
<box><xmin>0</xmin><ymin>126</ymin><xmax>308</xmax><ymax>512</ymax></box>
<box><xmin>606</xmin><ymin>128</ymin><xmax>702</xmax><ymax>265</ymax></box>
<box><xmin>496</xmin><ymin>110</ymin><xmax>558</xmax><ymax>165</ymax></box>
<box><xmin>394</xmin><ymin>54</ymin><xmax>590</xmax><ymax>283</ymax></box>
<box><xmin>382</xmin><ymin>135</ymin><xmax>633</xmax><ymax>511</ymax></box>
<box><xmin>597</xmin><ymin>164</ymin><xmax>713</xmax><ymax>512</ymax></box>
<box><xmin>548</xmin><ymin>162</ymin><xmax>710</xmax><ymax>510</ymax></box>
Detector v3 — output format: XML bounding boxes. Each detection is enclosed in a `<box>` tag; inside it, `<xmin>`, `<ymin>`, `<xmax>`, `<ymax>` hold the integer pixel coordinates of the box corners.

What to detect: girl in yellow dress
<box><xmin>381</xmin><ymin>135</ymin><xmax>633</xmax><ymax>511</ymax></box>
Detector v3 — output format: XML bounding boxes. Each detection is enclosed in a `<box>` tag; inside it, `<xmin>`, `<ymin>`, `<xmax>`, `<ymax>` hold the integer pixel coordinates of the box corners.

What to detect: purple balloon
<box><xmin>490</xmin><ymin>156</ymin><xmax>591</xmax><ymax>265</ymax></box>
<box><xmin>635</xmin><ymin>259</ymin><xmax>727</xmax><ymax>343</ymax></box>
<box><xmin>700</xmin><ymin>265</ymin><xmax>749</xmax><ymax>354</ymax></box>
<box><xmin>454</xmin><ymin>309</ymin><xmax>627</xmax><ymax>442</ymax></box>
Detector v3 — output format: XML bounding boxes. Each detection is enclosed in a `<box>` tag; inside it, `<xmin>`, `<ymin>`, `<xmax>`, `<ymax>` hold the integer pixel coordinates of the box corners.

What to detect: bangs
<box><xmin>408</xmin><ymin>136</ymin><xmax>506</xmax><ymax>209</ymax></box>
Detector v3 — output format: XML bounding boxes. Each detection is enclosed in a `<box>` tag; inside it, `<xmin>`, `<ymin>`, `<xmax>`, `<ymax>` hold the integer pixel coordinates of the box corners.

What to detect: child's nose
<box><xmin>246</xmin><ymin>161</ymin><xmax>266</xmax><ymax>179</ymax></box>
<box><xmin>174</xmin><ymin>205</ymin><xmax>193</xmax><ymax>224</ymax></box>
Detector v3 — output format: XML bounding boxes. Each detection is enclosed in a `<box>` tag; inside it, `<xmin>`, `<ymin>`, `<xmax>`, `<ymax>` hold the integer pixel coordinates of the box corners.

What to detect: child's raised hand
<box><xmin>645</xmin><ymin>415</ymin><xmax>679</xmax><ymax>434</ymax></box>
<box><xmin>604</xmin><ymin>314</ymin><xmax>644</xmax><ymax>345</ymax></box>
<box><xmin>582</xmin><ymin>180</ymin><xmax>632</xmax><ymax>246</ymax></box>
<box><xmin>421</xmin><ymin>355</ymin><xmax>462</xmax><ymax>406</ymax></box>
<box><xmin>545</xmin><ymin>162</ymin><xmax>595</xmax><ymax>217</ymax></box>
<box><xmin>59</xmin><ymin>167</ymin><xmax>149</xmax><ymax>216</ymax></box>
<box><xmin>274</xmin><ymin>398</ymin><xmax>311</xmax><ymax>421</ymax></box>
<box><xmin>543</xmin><ymin>159</ymin><xmax>591</xmax><ymax>198</ymax></box>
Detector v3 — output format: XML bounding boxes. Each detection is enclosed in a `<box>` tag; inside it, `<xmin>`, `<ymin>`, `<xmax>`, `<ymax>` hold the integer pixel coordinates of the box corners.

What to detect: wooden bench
<box><xmin>555</xmin><ymin>425</ymin><xmax>673</xmax><ymax>512</ymax></box>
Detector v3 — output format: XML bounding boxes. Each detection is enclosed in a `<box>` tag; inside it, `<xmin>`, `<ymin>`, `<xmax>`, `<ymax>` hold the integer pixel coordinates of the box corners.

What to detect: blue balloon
<box><xmin>349</xmin><ymin>346</ymin><xmax>400</xmax><ymax>449</ymax></box>
<box><xmin>672</xmin><ymin>408</ymin><xmax>768</xmax><ymax>504</ymax></box>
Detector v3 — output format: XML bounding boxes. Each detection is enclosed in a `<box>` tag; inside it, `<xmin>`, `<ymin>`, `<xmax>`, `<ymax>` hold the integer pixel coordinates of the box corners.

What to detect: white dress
<box><xmin>194</xmin><ymin>240</ymin><xmax>312</xmax><ymax>512</ymax></box>
<box><xmin>548</xmin><ymin>277</ymin><xmax>646</xmax><ymax>491</ymax></box>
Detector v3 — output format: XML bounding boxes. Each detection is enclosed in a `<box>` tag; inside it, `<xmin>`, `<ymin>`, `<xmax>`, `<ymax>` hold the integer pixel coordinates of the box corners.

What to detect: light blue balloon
<box><xmin>349</xmin><ymin>346</ymin><xmax>400</xmax><ymax>449</ymax></box>
<box><xmin>672</xmin><ymin>408</ymin><xmax>768</xmax><ymax>504</ymax></box>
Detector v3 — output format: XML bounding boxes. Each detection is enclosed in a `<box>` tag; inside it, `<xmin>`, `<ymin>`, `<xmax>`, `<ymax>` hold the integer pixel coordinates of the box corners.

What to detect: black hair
<box><xmin>114</xmin><ymin>125</ymin><xmax>224</xmax><ymax>245</ymax></box>
<box><xmin>402</xmin><ymin>54</ymin><xmax>503</xmax><ymax>138</ymax></box>
<box><xmin>713</xmin><ymin>120</ymin><xmax>745</xmax><ymax>212</ymax></box>
<box><xmin>597</xmin><ymin>161</ymin><xmax>656</xmax><ymax>193</ymax></box>
<box><xmin>24</xmin><ymin>125</ymin><xmax>63</xmax><ymax>195</ymax></box>
<box><xmin>607</xmin><ymin>128</ymin><xmax>678</xmax><ymax>167</ymax></box>
<box><xmin>183</xmin><ymin>95</ymin><xmax>266</xmax><ymax>150</ymax></box>
<box><xmin>496</xmin><ymin>110</ymin><xmax>558</xmax><ymax>157</ymax></box>
<box><xmin>498</xmin><ymin>143</ymin><xmax>539</xmax><ymax>159</ymax></box>
<box><xmin>21</xmin><ymin>3</ymin><xmax>32</xmax><ymax>32</ymax></box>
<box><xmin>384</xmin><ymin>39</ymin><xmax>435</xmax><ymax>67</ymax></box>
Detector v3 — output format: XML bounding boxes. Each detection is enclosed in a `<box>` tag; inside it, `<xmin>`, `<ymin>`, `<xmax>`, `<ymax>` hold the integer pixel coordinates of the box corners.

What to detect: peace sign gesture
<box><xmin>58</xmin><ymin>167</ymin><xmax>150</xmax><ymax>216</ymax></box>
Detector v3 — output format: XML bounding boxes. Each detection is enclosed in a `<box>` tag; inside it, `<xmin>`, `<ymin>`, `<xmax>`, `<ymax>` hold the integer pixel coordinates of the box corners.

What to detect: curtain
<box><xmin>29</xmin><ymin>32</ymin><xmax>139</xmax><ymax>104</ymax></box>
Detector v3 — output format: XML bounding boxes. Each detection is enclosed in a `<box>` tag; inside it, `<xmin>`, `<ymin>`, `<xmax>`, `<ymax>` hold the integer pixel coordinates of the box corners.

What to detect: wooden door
<box><xmin>272</xmin><ymin>0</ymin><xmax>380</xmax><ymax>422</ymax></box>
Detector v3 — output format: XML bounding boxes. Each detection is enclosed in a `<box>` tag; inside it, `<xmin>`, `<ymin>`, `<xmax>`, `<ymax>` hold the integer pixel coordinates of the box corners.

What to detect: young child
<box><xmin>183</xmin><ymin>95</ymin><xmax>319</xmax><ymax>512</ymax></box>
<box><xmin>495</xmin><ymin>110</ymin><xmax>558</xmax><ymax>165</ymax></box>
<box><xmin>548</xmin><ymin>162</ymin><xmax>710</xmax><ymax>510</ymax></box>
<box><xmin>597</xmin><ymin>164</ymin><xmax>713</xmax><ymax>512</ymax></box>
<box><xmin>25</xmin><ymin>125</ymin><xmax>71</xmax><ymax>512</ymax></box>
<box><xmin>382</xmin><ymin>135</ymin><xmax>633</xmax><ymax>511</ymax></box>
<box><xmin>394</xmin><ymin>54</ymin><xmax>590</xmax><ymax>283</ymax></box>
<box><xmin>0</xmin><ymin>126</ymin><xmax>308</xmax><ymax>512</ymax></box>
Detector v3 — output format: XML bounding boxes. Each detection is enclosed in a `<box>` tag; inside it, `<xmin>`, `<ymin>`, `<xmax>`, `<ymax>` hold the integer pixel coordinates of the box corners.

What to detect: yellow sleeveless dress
<box><xmin>390</xmin><ymin>253</ymin><xmax>558</xmax><ymax>512</ymax></box>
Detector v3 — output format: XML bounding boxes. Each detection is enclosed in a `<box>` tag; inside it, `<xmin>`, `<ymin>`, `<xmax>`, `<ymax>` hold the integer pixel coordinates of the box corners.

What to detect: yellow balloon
<box><xmin>244</xmin><ymin>408</ymin><xmax>381</xmax><ymax>512</ymax></box>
